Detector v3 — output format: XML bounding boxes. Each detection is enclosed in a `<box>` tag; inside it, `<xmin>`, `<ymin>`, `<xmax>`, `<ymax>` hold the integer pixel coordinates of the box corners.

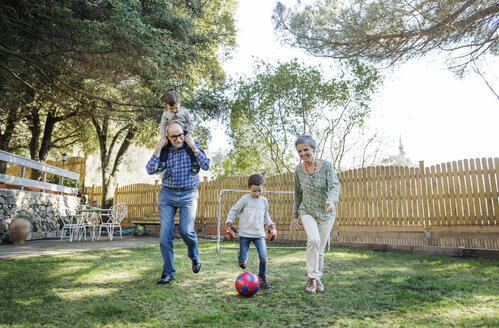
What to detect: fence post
<box><xmin>114</xmin><ymin>183</ymin><xmax>119</xmax><ymax>205</ymax></box>
<box><xmin>202</xmin><ymin>176</ymin><xmax>208</xmax><ymax>225</ymax></box>
<box><xmin>419</xmin><ymin>161</ymin><xmax>430</xmax><ymax>237</ymax></box>
<box><xmin>82</xmin><ymin>154</ymin><xmax>87</xmax><ymax>189</ymax></box>
<box><xmin>154</xmin><ymin>180</ymin><xmax>159</xmax><ymax>212</ymax></box>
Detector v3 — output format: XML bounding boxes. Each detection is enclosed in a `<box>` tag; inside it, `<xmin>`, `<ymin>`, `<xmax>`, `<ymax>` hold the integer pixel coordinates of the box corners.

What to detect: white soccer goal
<box><xmin>216</xmin><ymin>189</ymin><xmax>330</xmax><ymax>252</ymax></box>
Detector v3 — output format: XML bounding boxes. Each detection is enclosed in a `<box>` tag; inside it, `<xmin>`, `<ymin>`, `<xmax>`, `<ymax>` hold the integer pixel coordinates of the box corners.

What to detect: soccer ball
<box><xmin>235</xmin><ymin>272</ymin><xmax>260</xmax><ymax>297</ymax></box>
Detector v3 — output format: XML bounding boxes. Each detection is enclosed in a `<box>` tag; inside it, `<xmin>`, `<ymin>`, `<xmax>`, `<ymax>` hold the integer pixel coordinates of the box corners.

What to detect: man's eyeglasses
<box><xmin>168</xmin><ymin>133</ymin><xmax>184</xmax><ymax>141</ymax></box>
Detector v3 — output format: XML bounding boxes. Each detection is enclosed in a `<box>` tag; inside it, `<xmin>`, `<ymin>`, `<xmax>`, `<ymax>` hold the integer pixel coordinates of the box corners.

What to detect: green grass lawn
<box><xmin>0</xmin><ymin>240</ymin><xmax>497</xmax><ymax>328</ymax></box>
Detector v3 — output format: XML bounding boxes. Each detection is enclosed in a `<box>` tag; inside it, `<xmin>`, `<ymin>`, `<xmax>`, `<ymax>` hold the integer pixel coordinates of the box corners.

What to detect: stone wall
<box><xmin>0</xmin><ymin>189</ymin><xmax>80</xmax><ymax>243</ymax></box>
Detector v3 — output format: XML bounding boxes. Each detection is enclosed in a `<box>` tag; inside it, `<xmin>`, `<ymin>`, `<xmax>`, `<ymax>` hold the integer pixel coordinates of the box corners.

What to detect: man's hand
<box><xmin>226</xmin><ymin>222</ymin><xmax>237</xmax><ymax>241</ymax></box>
<box><xmin>290</xmin><ymin>218</ymin><xmax>300</xmax><ymax>232</ymax></box>
<box><xmin>268</xmin><ymin>224</ymin><xmax>277</xmax><ymax>242</ymax></box>
<box><xmin>326</xmin><ymin>201</ymin><xmax>335</xmax><ymax>214</ymax></box>
<box><xmin>154</xmin><ymin>136</ymin><xmax>169</xmax><ymax>157</ymax></box>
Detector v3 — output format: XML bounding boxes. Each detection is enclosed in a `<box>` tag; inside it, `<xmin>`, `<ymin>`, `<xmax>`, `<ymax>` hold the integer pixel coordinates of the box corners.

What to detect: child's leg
<box><xmin>238</xmin><ymin>236</ymin><xmax>251</xmax><ymax>263</ymax></box>
<box><xmin>182</xmin><ymin>131</ymin><xmax>200</xmax><ymax>176</ymax></box>
<box><xmin>159</xmin><ymin>139</ymin><xmax>171</xmax><ymax>163</ymax></box>
<box><xmin>183</xmin><ymin>143</ymin><xmax>200</xmax><ymax>176</ymax></box>
<box><xmin>252</xmin><ymin>237</ymin><xmax>268</xmax><ymax>277</ymax></box>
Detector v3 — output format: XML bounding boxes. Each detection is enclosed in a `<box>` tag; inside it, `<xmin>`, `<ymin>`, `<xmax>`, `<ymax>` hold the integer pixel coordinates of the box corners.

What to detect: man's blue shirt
<box><xmin>146</xmin><ymin>140</ymin><xmax>210</xmax><ymax>189</ymax></box>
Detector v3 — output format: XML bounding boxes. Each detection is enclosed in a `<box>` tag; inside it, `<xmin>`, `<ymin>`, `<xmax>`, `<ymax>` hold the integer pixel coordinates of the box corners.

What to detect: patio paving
<box><xmin>0</xmin><ymin>235</ymin><xmax>160</xmax><ymax>259</ymax></box>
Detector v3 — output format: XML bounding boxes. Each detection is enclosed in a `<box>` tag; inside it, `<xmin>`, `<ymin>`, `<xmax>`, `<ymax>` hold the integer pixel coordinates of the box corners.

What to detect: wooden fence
<box><xmin>85</xmin><ymin>158</ymin><xmax>499</xmax><ymax>250</ymax></box>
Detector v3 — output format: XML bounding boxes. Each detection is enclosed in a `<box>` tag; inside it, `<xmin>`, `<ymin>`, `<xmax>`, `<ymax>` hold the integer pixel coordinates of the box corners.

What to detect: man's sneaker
<box><xmin>157</xmin><ymin>274</ymin><xmax>174</xmax><ymax>285</ymax></box>
<box><xmin>259</xmin><ymin>274</ymin><xmax>272</xmax><ymax>289</ymax></box>
<box><xmin>238</xmin><ymin>260</ymin><xmax>247</xmax><ymax>269</ymax></box>
<box><xmin>192</xmin><ymin>258</ymin><xmax>201</xmax><ymax>273</ymax></box>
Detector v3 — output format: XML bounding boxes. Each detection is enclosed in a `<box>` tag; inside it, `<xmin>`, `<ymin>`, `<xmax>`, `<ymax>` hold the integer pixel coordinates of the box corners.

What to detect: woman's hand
<box><xmin>290</xmin><ymin>218</ymin><xmax>300</xmax><ymax>232</ymax></box>
<box><xmin>326</xmin><ymin>201</ymin><xmax>335</xmax><ymax>214</ymax></box>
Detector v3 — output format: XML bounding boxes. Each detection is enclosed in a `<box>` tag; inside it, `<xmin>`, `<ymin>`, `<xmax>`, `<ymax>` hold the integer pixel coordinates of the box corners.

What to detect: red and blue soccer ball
<box><xmin>235</xmin><ymin>272</ymin><xmax>259</xmax><ymax>297</ymax></box>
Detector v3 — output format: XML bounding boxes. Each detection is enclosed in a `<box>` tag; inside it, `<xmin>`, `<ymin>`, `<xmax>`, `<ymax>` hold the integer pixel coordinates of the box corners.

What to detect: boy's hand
<box><xmin>226</xmin><ymin>222</ymin><xmax>237</xmax><ymax>241</ymax></box>
<box><xmin>268</xmin><ymin>224</ymin><xmax>277</xmax><ymax>242</ymax></box>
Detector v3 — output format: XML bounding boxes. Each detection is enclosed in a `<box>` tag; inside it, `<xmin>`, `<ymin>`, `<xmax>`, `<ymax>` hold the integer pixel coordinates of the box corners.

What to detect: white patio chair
<box><xmin>86</xmin><ymin>212</ymin><xmax>100</xmax><ymax>241</ymax></box>
<box><xmin>98</xmin><ymin>203</ymin><xmax>128</xmax><ymax>241</ymax></box>
<box><xmin>60</xmin><ymin>209</ymin><xmax>86</xmax><ymax>242</ymax></box>
<box><xmin>81</xmin><ymin>207</ymin><xmax>101</xmax><ymax>241</ymax></box>
<box><xmin>60</xmin><ymin>210</ymin><xmax>75</xmax><ymax>241</ymax></box>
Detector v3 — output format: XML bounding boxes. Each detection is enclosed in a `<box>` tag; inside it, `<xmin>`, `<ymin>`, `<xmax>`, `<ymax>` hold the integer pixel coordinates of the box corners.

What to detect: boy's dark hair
<box><xmin>248</xmin><ymin>174</ymin><xmax>264</xmax><ymax>188</ymax></box>
<box><xmin>164</xmin><ymin>91</ymin><xmax>180</xmax><ymax>106</ymax></box>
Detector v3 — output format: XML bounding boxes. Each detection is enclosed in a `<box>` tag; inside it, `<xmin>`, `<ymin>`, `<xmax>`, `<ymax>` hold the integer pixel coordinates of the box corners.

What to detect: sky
<box><xmin>88</xmin><ymin>0</ymin><xmax>498</xmax><ymax>186</ymax></box>
<box><xmin>216</xmin><ymin>0</ymin><xmax>499</xmax><ymax>167</ymax></box>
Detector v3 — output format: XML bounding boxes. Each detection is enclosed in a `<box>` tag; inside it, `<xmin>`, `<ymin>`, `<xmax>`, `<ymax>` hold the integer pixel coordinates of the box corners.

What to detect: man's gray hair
<box><xmin>295</xmin><ymin>134</ymin><xmax>317</xmax><ymax>149</ymax></box>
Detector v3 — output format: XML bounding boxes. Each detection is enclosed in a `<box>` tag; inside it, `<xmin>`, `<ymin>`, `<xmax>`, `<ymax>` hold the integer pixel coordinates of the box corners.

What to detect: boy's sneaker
<box><xmin>259</xmin><ymin>274</ymin><xmax>272</xmax><ymax>289</ymax></box>
<box><xmin>190</xmin><ymin>161</ymin><xmax>200</xmax><ymax>177</ymax></box>
<box><xmin>238</xmin><ymin>260</ymin><xmax>247</xmax><ymax>269</ymax></box>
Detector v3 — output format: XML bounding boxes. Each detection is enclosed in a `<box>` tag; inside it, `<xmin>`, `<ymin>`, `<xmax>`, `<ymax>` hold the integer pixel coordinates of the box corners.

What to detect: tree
<box><xmin>1</xmin><ymin>0</ymin><xmax>237</xmax><ymax>151</ymax></box>
<box><xmin>1</xmin><ymin>0</ymin><xmax>237</xmax><ymax>109</ymax></box>
<box><xmin>215</xmin><ymin>59</ymin><xmax>382</xmax><ymax>177</ymax></box>
<box><xmin>273</xmin><ymin>1</ymin><xmax>499</xmax><ymax>76</ymax></box>
<box><xmin>1</xmin><ymin>0</ymin><xmax>237</xmax><ymax>202</ymax></box>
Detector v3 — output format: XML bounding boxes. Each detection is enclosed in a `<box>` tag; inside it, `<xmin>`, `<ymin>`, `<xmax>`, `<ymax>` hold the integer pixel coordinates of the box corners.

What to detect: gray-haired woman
<box><xmin>289</xmin><ymin>134</ymin><xmax>341</xmax><ymax>294</ymax></box>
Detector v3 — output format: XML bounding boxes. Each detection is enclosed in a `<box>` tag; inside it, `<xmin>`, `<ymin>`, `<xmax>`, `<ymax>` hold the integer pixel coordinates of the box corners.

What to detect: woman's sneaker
<box><xmin>305</xmin><ymin>278</ymin><xmax>316</xmax><ymax>294</ymax></box>
<box><xmin>258</xmin><ymin>274</ymin><xmax>272</xmax><ymax>289</ymax></box>
<box><xmin>315</xmin><ymin>279</ymin><xmax>325</xmax><ymax>293</ymax></box>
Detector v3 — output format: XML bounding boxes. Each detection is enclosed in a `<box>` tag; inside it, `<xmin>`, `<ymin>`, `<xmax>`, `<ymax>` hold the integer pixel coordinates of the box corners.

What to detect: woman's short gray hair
<box><xmin>295</xmin><ymin>134</ymin><xmax>317</xmax><ymax>149</ymax></box>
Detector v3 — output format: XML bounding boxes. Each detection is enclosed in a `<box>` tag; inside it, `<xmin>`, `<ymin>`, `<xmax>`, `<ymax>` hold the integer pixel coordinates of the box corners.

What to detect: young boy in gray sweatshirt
<box><xmin>225</xmin><ymin>174</ymin><xmax>277</xmax><ymax>288</ymax></box>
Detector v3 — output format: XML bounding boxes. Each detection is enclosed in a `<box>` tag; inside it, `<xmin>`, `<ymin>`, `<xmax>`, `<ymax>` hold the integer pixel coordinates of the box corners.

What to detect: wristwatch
<box><xmin>193</xmin><ymin>148</ymin><xmax>200</xmax><ymax>156</ymax></box>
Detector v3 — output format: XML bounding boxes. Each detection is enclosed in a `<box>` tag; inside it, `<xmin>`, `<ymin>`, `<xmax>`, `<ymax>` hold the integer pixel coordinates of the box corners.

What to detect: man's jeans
<box><xmin>158</xmin><ymin>188</ymin><xmax>199</xmax><ymax>277</ymax></box>
<box><xmin>239</xmin><ymin>236</ymin><xmax>267</xmax><ymax>277</ymax></box>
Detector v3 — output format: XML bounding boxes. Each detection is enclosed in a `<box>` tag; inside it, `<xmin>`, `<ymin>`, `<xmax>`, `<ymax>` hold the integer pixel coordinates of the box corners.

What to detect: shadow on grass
<box><xmin>0</xmin><ymin>242</ymin><xmax>497</xmax><ymax>327</ymax></box>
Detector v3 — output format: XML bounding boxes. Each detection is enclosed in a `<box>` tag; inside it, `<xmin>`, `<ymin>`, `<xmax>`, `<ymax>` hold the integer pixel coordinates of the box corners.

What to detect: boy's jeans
<box><xmin>158</xmin><ymin>187</ymin><xmax>199</xmax><ymax>277</ymax></box>
<box><xmin>238</xmin><ymin>236</ymin><xmax>267</xmax><ymax>277</ymax></box>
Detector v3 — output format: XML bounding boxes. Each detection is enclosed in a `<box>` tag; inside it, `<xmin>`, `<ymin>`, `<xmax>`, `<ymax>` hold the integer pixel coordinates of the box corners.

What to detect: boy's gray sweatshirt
<box><xmin>225</xmin><ymin>194</ymin><xmax>274</xmax><ymax>238</ymax></box>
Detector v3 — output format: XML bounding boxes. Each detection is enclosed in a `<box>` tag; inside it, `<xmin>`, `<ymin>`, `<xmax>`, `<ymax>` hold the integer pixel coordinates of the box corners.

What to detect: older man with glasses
<box><xmin>146</xmin><ymin>120</ymin><xmax>210</xmax><ymax>285</ymax></box>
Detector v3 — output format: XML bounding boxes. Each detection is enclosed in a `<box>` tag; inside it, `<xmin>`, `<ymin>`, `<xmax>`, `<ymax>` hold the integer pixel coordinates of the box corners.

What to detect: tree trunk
<box><xmin>0</xmin><ymin>106</ymin><xmax>22</xmax><ymax>152</ymax></box>
<box><xmin>27</xmin><ymin>105</ymin><xmax>42</xmax><ymax>180</ymax></box>
<box><xmin>0</xmin><ymin>106</ymin><xmax>22</xmax><ymax>174</ymax></box>
<box><xmin>28</xmin><ymin>105</ymin><xmax>41</xmax><ymax>161</ymax></box>
<box><xmin>91</xmin><ymin>113</ymin><xmax>136</xmax><ymax>208</ymax></box>
<box><xmin>100</xmin><ymin>126</ymin><xmax>137</xmax><ymax>207</ymax></box>
<box><xmin>38</xmin><ymin>109</ymin><xmax>58</xmax><ymax>162</ymax></box>
<box><xmin>28</xmin><ymin>104</ymin><xmax>67</xmax><ymax>180</ymax></box>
